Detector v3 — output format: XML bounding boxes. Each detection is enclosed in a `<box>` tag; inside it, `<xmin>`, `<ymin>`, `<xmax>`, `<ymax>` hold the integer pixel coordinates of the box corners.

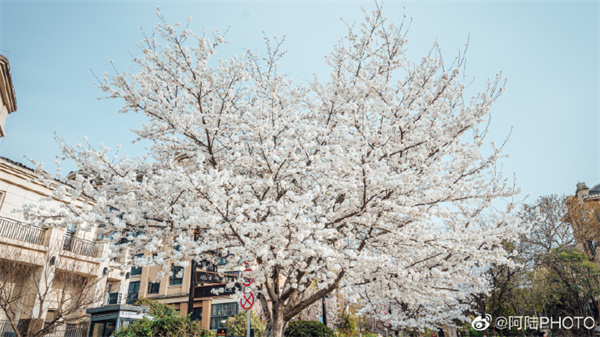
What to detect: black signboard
<box><xmin>193</xmin><ymin>283</ymin><xmax>241</xmax><ymax>298</ymax></box>
<box><xmin>197</xmin><ymin>261</ymin><xmax>218</xmax><ymax>272</ymax></box>
<box><xmin>196</xmin><ymin>271</ymin><xmax>238</xmax><ymax>285</ymax></box>
<box><xmin>217</xmin><ymin>328</ymin><xmax>227</xmax><ymax>337</ymax></box>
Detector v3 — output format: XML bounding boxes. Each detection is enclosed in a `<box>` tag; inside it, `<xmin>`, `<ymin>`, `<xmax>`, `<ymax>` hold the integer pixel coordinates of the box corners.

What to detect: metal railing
<box><xmin>0</xmin><ymin>217</ymin><xmax>46</xmax><ymax>246</ymax></box>
<box><xmin>0</xmin><ymin>320</ymin><xmax>86</xmax><ymax>337</ymax></box>
<box><xmin>0</xmin><ymin>320</ymin><xmax>21</xmax><ymax>337</ymax></box>
<box><xmin>43</xmin><ymin>324</ymin><xmax>87</xmax><ymax>337</ymax></box>
<box><xmin>62</xmin><ymin>232</ymin><xmax>101</xmax><ymax>258</ymax></box>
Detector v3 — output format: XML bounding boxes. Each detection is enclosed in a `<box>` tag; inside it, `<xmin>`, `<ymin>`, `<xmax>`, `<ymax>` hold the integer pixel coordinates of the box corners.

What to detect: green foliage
<box><xmin>284</xmin><ymin>320</ymin><xmax>335</xmax><ymax>337</ymax></box>
<box><xmin>136</xmin><ymin>297</ymin><xmax>180</xmax><ymax>317</ymax></box>
<box><xmin>113</xmin><ymin>298</ymin><xmax>212</xmax><ymax>337</ymax></box>
<box><xmin>336</xmin><ymin>314</ymin><xmax>357</xmax><ymax>332</ymax></box>
<box><xmin>225</xmin><ymin>310</ymin><xmax>265</xmax><ymax>337</ymax></box>
<box><xmin>540</xmin><ymin>247</ymin><xmax>600</xmax><ymax>318</ymax></box>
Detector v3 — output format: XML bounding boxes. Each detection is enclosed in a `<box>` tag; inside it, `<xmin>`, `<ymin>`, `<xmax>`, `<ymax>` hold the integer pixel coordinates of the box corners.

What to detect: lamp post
<box><xmin>187</xmin><ymin>228</ymin><xmax>200</xmax><ymax>316</ymax></box>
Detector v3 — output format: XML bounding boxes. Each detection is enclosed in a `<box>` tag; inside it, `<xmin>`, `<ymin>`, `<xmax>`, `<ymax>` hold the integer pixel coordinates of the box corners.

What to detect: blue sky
<box><xmin>0</xmin><ymin>1</ymin><xmax>598</xmax><ymax>202</ymax></box>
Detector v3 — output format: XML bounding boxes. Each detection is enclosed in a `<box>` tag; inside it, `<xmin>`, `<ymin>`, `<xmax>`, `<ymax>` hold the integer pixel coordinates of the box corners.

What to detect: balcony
<box><xmin>0</xmin><ymin>217</ymin><xmax>46</xmax><ymax>246</ymax></box>
<box><xmin>62</xmin><ymin>232</ymin><xmax>101</xmax><ymax>258</ymax></box>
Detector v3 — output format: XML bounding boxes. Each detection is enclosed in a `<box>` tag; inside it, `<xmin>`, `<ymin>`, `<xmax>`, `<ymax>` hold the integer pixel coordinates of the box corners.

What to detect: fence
<box><xmin>62</xmin><ymin>232</ymin><xmax>101</xmax><ymax>258</ymax></box>
<box><xmin>0</xmin><ymin>217</ymin><xmax>46</xmax><ymax>246</ymax></box>
<box><xmin>0</xmin><ymin>321</ymin><xmax>86</xmax><ymax>337</ymax></box>
<box><xmin>0</xmin><ymin>320</ymin><xmax>21</xmax><ymax>337</ymax></box>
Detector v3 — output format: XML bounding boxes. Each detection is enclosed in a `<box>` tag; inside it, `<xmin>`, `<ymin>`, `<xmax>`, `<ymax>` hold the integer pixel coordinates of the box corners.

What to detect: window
<box><xmin>131</xmin><ymin>254</ymin><xmax>143</xmax><ymax>276</ymax></box>
<box><xmin>170</xmin><ymin>265</ymin><xmax>184</xmax><ymax>286</ymax></box>
<box><xmin>191</xmin><ymin>308</ymin><xmax>202</xmax><ymax>321</ymax></box>
<box><xmin>127</xmin><ymin>281</ymin><xmax>140</xmax><ymax>304</ymax></box>
<box><xmin>210</xmin><ymin>302</ymin><xmax>238</xmax><ymax>329</ymax></box>
<box><xmin>148</xmin><ymin>282</ymin><xmax>160</xmax><ymax>294</ymax></box>
<box><xmin>0</xmin><ymin>190</ymin><xmax>6</xmax><ymax>211</ymax></box>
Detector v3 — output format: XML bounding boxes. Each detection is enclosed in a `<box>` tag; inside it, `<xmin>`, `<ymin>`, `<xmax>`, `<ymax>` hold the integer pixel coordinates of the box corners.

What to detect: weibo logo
<box><xmin>471</xmin><ymin>314</ymin><xmax>492</xmax><ymax>331</ymax></box>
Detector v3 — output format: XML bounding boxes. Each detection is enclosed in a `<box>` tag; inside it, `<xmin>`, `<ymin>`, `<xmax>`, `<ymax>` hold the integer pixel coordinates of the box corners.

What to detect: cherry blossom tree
<box><xmin>26</xmin><ymin>6</ymin><xmax>522</xmax><ymax>337</ymax></box>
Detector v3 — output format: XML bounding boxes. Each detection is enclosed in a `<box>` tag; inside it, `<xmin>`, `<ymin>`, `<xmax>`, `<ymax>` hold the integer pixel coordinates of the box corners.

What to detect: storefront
<box><xmin>86</xmin><ymin>304</ymin><xmax>150</xmax><ymax>337</ymax></box>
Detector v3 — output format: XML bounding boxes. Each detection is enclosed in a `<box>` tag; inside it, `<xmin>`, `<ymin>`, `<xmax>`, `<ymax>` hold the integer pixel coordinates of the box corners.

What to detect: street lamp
<box><xmin>322</xmin><ymin>295</ymin><xmax>329</xmax><ymax>327</ymax></box>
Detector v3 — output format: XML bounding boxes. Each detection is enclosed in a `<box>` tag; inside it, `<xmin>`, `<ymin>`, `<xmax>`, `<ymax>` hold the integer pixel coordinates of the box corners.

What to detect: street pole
<box><xmin>247</xmin><ymin>308</ymin><xmax>251</xmax><ymax>337</ymax></box>
<box><xmin>322</xmin><ymin>295</ymin><xmax>327</xmax><ymax>327</ymax></box>
<box><xmin>187</xmin><ymin>228</ymin><xmax>200</xmax><ymax>316</ymax></box>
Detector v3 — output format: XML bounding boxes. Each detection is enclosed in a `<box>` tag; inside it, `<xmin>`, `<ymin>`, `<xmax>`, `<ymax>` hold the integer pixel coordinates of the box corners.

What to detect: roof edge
<box><xmin>0</xmin><ymin>55</ymin><xmax>17</xmax><ymax>113</ymax></box>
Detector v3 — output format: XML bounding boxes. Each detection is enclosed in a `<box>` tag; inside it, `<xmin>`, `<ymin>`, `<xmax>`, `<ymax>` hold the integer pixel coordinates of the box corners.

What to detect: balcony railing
<box><xmin>0</xmin><ymin>320</ymin><xmax>86</xmax><ymax>337</ymax></box>
<box><xmin>0</xmin><ymin>320</ymin><xmax>21</xmax><ymax>337</ymax></box>
<box><xmin>0</xmin><ymin>217</ymin><xmax>46</xmax><ymax>246</ymax></box>
<box><xmin>62</xmin><ymin>232</ymin><xmax>101</xmax><ymax>258</ymax></box>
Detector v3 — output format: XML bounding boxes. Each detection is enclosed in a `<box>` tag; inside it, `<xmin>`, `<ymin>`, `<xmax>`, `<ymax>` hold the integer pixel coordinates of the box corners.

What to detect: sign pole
<box><xmin>247</xmin><ymin>308</ymin><xmax>251</xmax><ymax>337</ymax></box>
<box><xmin>240</xmin><ymin>262</ymin><xmax>254</xmax><ymax>337</ymax></box>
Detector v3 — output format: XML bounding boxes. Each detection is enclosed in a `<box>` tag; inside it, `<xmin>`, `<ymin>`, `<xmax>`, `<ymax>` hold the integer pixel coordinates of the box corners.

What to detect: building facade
<box><xmin>0</xmin><ymin>55</ymin><xmax>17</xmax><ymax>138</ymax></box>
<box><xmin>119</xmin><ymin>256</ymin><xmax>241</xmax><ymax>330</ymax></box>
<box><xmin>0</xmin><ymin>156</ymin><xmax>128</xmax><ymax>335</ymax></box>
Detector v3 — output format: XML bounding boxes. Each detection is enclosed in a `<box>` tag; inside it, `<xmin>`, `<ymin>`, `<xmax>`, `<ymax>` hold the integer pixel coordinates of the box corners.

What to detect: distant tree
<box><xmin>565</xmin><ymin>196</ymin><xmax>600</xmax><ymax>260</ymax></box>
<box><xmin>521</xmin><ymin>195</ymin><xmax>575</xmax><ymax>265</ymax></box>
<box><xmin>539</xmin><ymin>248</ymin><xmax>600</xmax><ymax>336</ymax></box>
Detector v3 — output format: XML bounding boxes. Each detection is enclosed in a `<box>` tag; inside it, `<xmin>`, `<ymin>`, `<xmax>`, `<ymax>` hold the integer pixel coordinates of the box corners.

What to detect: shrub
<box><xmin>113</xmin><ymin>298</ymin><xmax>212</xmax><ymax>337</ymax></box>
<box><xmin>225</xmin><ymin>310</ymin><xmax>265</xmax><ymax>337</ymax></box>
<box><xmin>284</xmin><ymin>320</ymin><xmax>335</xmax><ymax>337</ymax></box>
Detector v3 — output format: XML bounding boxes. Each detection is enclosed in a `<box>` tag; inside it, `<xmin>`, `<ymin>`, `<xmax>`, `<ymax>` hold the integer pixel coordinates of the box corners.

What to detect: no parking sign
<box><xmin>240</xmin><ymin>262</ymin><xmax>255</xmax><ymax>309</ymax></box>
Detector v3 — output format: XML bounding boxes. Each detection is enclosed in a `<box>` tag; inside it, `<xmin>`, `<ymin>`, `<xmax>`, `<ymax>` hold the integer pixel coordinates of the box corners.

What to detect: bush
<box><xmin>113</xmin><ymin>298</ymin><xmax>212</xmax><ymax>337</ymax></box>
<box><xmin>284</xmin><ymin>320</ymin><xmax>335</xmax><ymax>337</ymax></box>
<box><xmin>225</xmin><ymin>311</ymin><xmax>265</xmax><ymax>337</ymax></box>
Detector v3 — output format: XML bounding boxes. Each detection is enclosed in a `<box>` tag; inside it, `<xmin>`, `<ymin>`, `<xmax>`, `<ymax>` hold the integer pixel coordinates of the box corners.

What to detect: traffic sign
<box><xmin>240</xmin><ymin>292</ymin><xmax>255</xmax><ymax>310</ymax></box>
<box><xmin>241</xmin><ymin>268</ymin><xmax>254</xmax><ymax>287</ymax></box>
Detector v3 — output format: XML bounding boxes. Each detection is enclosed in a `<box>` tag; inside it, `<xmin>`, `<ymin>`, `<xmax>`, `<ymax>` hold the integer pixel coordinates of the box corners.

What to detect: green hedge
<box><xmin>284</xmin><ymin>320</ymin><xmax>335</xmax><ymax>337</ymax></box>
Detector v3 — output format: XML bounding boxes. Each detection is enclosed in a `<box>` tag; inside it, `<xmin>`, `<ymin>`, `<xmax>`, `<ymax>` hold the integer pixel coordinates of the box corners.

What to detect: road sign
<box><xmin>241</xmin><ymin>268</ymin><xmax>254</xmax><ymax>287</ymax></box>
<box><xmin>240</xmin><ymin>291</ymin><xmax>255</xmax><ymax>310</ymax></box>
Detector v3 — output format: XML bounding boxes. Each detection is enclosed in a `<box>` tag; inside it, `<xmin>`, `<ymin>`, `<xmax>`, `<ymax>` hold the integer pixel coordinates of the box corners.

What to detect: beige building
<box><xmin>0</xmin><ymin>156</ymin><xmax>128</xmax><ymax>336</ymax></box>
<box><xmin>118</xmin><ymin>254</ymin><xmax>241</xmax><ymax>330</ymax></box>
<box><xmin>576</xmin><ymin>182</ymin><xmax>600</xmax><ymax>202</ymax></box>
<box><xmin>0</xmin><ymin>157</ymin><xmax>239</xmax><ymax>334</ymax></box>
<box><xmin>0</xmin><ymin>55</ymin><xmax>17</xmax><ymax>138</ymax></box>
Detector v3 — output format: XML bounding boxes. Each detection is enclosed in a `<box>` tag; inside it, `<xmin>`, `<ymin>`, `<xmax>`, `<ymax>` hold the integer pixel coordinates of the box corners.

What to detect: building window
<box><xmin>191</xmin><ymin>307</ymin><xmax>202</xmax><ymax>321</ymax></box>
<box><xmin>170</xmin><ymin>265</ymin><xmax>184</xmax><ymax>286</ymax></box>
<box><xmin>148</xmin><ymin>282</ymin><xmax>160</xmax><ymax>294</ymax></box>
<box><xmin>210</xmin><ymin>302</ymin><xmax>238</xmax><ymax>329</ymax></box>
<box><xmin>131</xmin><ymin>254</ymin><xmax>143</xmax><ymax>276</ymax></box>
<box><xmin>0</xmin><ymin>190</ymin><xmax>6</xmax><ymax>211</ymax></box>
<box><xmin>127</xmin><ymin>281</ymin><xmax>140</xmax><ymax>304</ymax></box>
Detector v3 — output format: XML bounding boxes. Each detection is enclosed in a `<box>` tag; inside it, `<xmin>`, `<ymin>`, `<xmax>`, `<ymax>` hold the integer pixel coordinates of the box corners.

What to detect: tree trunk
<box><xmin>264</xmin><ymin>304</ymin><xmax>287</xmax><ymax>337</ymax></box>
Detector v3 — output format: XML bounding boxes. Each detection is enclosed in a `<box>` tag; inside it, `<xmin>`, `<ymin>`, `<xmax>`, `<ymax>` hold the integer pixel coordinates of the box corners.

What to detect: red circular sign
<box><xmin>241</xmin><ymin>268</ymin><xmax>254</xmax><ymax>287</ymax></box>
<box><xmin>240</xmin><ymin>292</ymin><xmax>255</xmax><ymax>310</ymax></box>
